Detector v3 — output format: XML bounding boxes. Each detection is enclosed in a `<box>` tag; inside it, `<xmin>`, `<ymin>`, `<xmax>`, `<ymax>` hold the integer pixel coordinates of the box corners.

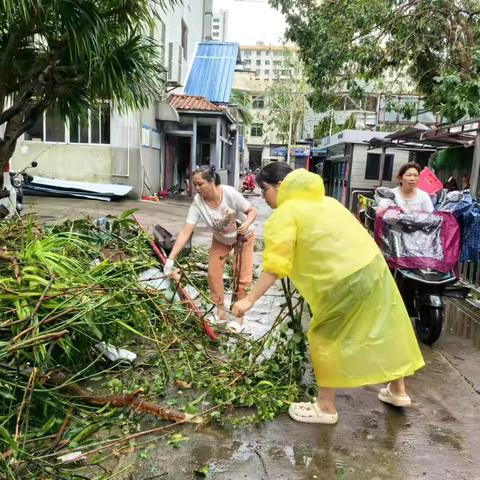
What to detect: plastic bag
<box><xmin>374</xmin><ymin>207</ymin><xmax>460</xmax><ymax>272</ymax></box>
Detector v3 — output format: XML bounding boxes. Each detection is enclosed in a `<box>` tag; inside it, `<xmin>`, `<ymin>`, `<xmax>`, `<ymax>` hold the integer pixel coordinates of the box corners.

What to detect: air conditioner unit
<box><xmin>168</xmin><ymin>42</ymin><xmax>184</xmax><ymax>84</ymax></box>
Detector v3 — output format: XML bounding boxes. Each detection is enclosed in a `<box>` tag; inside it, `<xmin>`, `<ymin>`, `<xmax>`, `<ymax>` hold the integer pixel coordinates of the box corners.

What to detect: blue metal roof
<box><xmin>184</xmin><ymin>42</ymin><xmax>241</xmax><ymax>104</ymax></box>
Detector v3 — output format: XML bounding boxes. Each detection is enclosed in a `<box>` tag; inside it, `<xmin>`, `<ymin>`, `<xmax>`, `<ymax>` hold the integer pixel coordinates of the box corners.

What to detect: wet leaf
<box><xmin>167</xmin><ymin>433</ymin><xmax>190</xmax><ymax>448</ymax></box>
<box><xmin>175</xmin><ymin>379</ymin><xmax>192</xmax><ymax>389</ymax></box>
<box><xmin>195</xmin><ymin>465</ymin><xmax>210</xmax><ymax>477</ymax></box>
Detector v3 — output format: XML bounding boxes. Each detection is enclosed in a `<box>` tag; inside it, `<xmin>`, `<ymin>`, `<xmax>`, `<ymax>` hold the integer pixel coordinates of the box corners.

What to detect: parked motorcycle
<box><xmin>0</xmin><ymin>161</ymin><xmax>37</xmax><ymax>219</ymax></box>
<box><xmin>241</xmin><ymin>170</ymin><xmax>256</xmax><ymax>193</ymax></box>
<box><xmin>367</xmin><ymin>188</ymin><xmax>468</xmax><ymax>345</ymax></box>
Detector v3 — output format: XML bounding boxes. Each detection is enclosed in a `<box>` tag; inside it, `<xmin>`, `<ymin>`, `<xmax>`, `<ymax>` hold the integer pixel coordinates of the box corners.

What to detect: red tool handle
<box><xmin>133</xmin><ymin>215</ymin><xmax>217</xmax><ymax>341</ymax></box>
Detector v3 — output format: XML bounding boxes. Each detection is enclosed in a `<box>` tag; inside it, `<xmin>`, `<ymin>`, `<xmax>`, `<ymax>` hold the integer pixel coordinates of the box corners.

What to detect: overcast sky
<box><xmin>212</xmin><ymin>0</ymin><xmax>287</xmax><ymax>45</ymax></box>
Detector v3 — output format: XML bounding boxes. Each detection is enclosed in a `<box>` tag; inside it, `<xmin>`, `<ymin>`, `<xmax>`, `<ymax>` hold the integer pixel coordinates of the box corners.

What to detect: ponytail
<box><xmin>193</xmin><ymin>164</ymin><xmax>221</xmax><ymax>185</ymax></box>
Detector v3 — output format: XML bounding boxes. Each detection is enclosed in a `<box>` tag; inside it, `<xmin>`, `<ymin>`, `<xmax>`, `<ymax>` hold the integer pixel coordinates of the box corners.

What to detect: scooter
<box><xmin>0</xmin><ymin>161</ymin><xmax>37</xmax><ymax>219</ymax></box>
<box><xmin>241</xmin><ymin>171</ymin><xmax>256</xmax><ymax>193</ymax></box>
<box><xmin>369</xmin><ymin>188</ymin><xmax>468</xmax><ymax>345</ymax></box>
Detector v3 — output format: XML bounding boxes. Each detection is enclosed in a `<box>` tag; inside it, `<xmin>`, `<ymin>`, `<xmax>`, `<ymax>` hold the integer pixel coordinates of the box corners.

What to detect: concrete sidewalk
<box><xmin>23</xmin><ymin>194</ymin><xmax>480</xmax><ymax>480</ymax></box>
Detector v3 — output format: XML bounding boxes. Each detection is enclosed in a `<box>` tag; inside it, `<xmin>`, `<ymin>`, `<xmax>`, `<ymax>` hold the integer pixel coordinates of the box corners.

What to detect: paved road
<box><xmin>24</xmin><ymin>194</ymin><xmax>480</xmax><ymax>480</ymax></box>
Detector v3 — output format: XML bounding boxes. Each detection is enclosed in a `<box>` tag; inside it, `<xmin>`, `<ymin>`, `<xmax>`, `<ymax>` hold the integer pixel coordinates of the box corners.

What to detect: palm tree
<box><xmin>0</xmin><ymin>0</ymin><xmax>177</xmax><ymax>167</ymax></box>
<box><xmin>229</xmin><ymin>89</ymin><xmax>254</xmax><ymax>126</ymax></box>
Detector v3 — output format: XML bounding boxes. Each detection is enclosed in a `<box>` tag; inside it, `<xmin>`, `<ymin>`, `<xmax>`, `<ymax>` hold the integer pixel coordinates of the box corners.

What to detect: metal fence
<box><xmin>460</xmin><ymin>261</ymin><xmax>480</xmax><ymax>290</ymax></box>
<box><xmin>444</xmin><ymin>298</ymin><xmax>480</xmax><ymax>348</ymax></box>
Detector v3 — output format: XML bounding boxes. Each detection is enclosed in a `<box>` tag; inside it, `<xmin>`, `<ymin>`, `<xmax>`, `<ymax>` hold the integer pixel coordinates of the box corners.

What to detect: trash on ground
<box><xmin>95</xmin><ymin>342</ymin><xmax>137</xmax><ymax>362</ymax></box>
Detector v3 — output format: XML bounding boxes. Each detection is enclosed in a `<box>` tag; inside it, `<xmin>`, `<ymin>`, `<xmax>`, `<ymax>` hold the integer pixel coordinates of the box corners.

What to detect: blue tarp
<box><xmin>184</xmin><ymin>42</ymin><xmax>241</xmax><ymax>104</ymax></box>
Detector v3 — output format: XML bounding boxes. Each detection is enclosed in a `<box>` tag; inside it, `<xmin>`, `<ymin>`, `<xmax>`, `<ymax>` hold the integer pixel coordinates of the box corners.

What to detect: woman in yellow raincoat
<box><xmin>232</xmin><ymin>163</ymin><xmax>425</xmax><ymax>425</ymax></box>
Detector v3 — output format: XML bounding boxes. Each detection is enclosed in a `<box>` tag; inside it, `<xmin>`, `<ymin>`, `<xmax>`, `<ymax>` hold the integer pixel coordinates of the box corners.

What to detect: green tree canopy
<box><xmin>313</xmin><ymin>113</ymin><xmax>357</xmax><ymax>140</ymax></box>
<box><xmin>270</xmin><ymin>0</ymin><xmax>480</xmax><ymax>122</ymax></box>
<box><xmin>0</xmin><ymin>0</ymin><xmax>176</xmax><ymax>166</ymax></box>
<box><xmin>263</xmin><ymin>51</ymin><xmax>310</xmax><ymax>145</ymax></box>
<box><xmin>230</xmin><ymin>89</ymin><xmax>254</xmax><ymax>126</ymax></box>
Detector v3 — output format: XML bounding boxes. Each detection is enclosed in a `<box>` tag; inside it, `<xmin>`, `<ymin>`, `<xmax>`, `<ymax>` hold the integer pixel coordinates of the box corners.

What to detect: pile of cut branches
<box><xmin>0</xmin><ymin>213</ymin><xmax>308</xmax><ymax>479</ymax></box>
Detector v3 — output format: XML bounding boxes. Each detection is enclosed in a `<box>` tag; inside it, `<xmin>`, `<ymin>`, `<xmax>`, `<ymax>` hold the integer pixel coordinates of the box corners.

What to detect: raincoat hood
<box><xmin>277</xmin><ymin>168</ymin><xmax>325</xmax><ymax>207</ymax></box>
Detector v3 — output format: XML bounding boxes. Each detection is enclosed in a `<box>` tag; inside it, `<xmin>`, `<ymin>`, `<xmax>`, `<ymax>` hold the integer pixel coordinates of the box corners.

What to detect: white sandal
<box><xmin>205</xmin><ymin>313</ymin><xmax>228</xmax><ymax>325</ymax></box>
<box><xmin>378</xmin><ymin>383</ymin><xmax>412</xmax><ymax>407</ymax></box>
<box><xmin>227</xmin><ymin>320</ymin><xmax>244</xmax><ymax>333</ymax></box>
<box><xmin>288</xmin><ymin>402</ymin><xmax>338</xmax><ymax>424</ymax></box>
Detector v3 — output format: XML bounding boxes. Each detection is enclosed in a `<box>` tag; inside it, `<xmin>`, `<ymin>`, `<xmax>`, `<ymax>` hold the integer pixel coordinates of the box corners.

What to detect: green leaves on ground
<box><xmin>0</xmin><ymin>213</ymin><xmax>308</xmax><ymax>478</ymax></box>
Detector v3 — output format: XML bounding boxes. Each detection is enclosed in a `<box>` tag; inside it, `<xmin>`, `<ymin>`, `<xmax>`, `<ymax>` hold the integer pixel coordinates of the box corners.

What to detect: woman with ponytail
<box><xmin>164</xmin><ymin>165</ymin><xmax>257</xmax><ymax>331</ymax></box>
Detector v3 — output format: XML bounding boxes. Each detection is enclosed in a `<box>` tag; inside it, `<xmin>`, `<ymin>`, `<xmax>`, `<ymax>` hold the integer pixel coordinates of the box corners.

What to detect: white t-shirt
<box><xmin>186</xmin><ymin>185</ymin><xmax>254</xmax><ymax>245</ymax></box>
<box><xmin>377</xmin><ymin>186</ymin><xmax>434</xmax><ymax>213</ymax></box>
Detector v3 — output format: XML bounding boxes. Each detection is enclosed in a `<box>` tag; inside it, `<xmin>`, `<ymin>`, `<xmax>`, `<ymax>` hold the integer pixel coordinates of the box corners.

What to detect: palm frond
<box><xmin>230</xmin><ymin>89</ymin><xmax>254</xmax><ymax>125</ymax></box>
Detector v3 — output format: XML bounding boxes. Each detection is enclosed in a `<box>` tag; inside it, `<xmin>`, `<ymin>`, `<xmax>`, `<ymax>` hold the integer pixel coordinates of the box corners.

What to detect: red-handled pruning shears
<box><xmin>133</xmin><ymin>214</ymin><xmax>217</xmax><ymax>341</ymax></box>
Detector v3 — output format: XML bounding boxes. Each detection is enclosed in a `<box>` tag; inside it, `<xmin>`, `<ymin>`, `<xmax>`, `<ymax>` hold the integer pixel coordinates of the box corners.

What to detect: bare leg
<box><xmin>316</xmin><ymin>387</ymin><xmax>337</xmax><ymax>414</ymax></box>
<box><xmin>208</xmin><ymin>239</ymin><xmax>230</xmax><ymax>322</ymax></box>
<box><xmin>389</xmin><ymin>378</ymin><xmax>407</xmax><ymax>396</ymax></box>
<box><xmin>233</xmin><ymin>234</ymin><xmax>255</xmax><ymax>326</ymax></box>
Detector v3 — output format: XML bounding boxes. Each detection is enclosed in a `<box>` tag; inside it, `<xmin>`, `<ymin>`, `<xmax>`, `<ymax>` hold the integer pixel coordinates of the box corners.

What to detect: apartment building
<box><xmin>302</xmin><ymin>92</ymin><xmax>441</xmax><ymax>140</ymax></box>
<box><xmin>211</xmin><ymin>10</ymin><xmax>228</xmax><ymax>41</ymax></box>
<box><xmin>241</xmin><ymin>43</ymin><xmax>294</xmax><ymax>82</ymax></box>
<box><xmin>234</xmin><ymin>44</ymin><xmax>299</xmax><ymax>169</ymax></box>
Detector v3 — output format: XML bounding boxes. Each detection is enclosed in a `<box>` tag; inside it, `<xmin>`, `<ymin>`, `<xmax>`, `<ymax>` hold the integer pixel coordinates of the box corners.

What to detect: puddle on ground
<box><xmin>428</xmin><ymin>425</ymin><xmax>463</xmax><ymax>450</ymax></box>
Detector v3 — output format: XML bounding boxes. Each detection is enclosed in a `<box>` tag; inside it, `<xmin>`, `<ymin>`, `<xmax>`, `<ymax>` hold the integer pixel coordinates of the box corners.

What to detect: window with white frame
<box><xmin>25</xmin><ymin>103</ymin><xmax>111</xmax><ymax>144</ymax></box>
<box><xmin>252</xmin><ymin>97</ymin><xmax>265</xmax><ymax>109</ymax></box>
<box><xmin>70</xmin><ymin>103</ymin><xmax>111</xmax><ymax>144</ymax></box>
<box><xmin>25</xmin><ymin>105</ymin><xmax>66</xmax><ymax>142</ymax></box>
<box><xmin>250</xmin><ymin>123</ymin><xmax>263</xmax><ymax>137</ymax></box>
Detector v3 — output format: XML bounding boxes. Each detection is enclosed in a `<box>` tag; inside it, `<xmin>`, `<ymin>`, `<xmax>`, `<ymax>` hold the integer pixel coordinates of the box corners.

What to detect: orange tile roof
<box><xmin>169</xmin><ymin>95</ymin><xmax>226</xmax><ymax>112</ymax></box>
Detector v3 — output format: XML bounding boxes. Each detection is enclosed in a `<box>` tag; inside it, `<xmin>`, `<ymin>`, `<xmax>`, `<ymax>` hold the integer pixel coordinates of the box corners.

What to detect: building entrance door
<box><xmin>248</xmin><ymin>147</ymin><xmax>262</xmax><ymax>170</ymax></box>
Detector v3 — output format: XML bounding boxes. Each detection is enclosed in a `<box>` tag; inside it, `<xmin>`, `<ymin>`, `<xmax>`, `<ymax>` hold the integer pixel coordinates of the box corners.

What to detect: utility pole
<box><xmin>286</xmin><ymin>106</ymin><xmax>293</xmax><ymax>166</ymax></box>
<box><xmin>471</xmin><ymin>128</ymin><xmax>480</xmax><ymax>197</ymax></box>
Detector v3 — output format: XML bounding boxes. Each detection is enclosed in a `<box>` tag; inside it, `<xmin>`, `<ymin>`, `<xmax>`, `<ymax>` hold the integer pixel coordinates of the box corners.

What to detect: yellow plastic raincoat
<box><xmin>263</xmin><ymin>169</ymin><xmax>425</xmax><ymax>388</ymax></box>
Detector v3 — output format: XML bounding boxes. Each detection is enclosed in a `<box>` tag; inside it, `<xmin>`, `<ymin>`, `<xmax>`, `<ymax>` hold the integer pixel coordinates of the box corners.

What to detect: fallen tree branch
<box><xmin>11</xmin><ymin>278</ymin><xmax>56</xmax><ymax>342</ymax></box>
<box><xmin>15</xmin><ymin>367</ymin><xmax>38</xmax><ymax>442</ymax></box>
<box><xmin>0</xmin><ymin>251</ymin><xmax>20</xmax><ymax>282</ymax></box>
<box><xmin>43</xmin><ymin>370</ymin><xmax>192</xmax><ymax>423</ymax></box>
<box><xmin>6</xmin><ymin>330</ymin><xmax>69</xmax><ymax>353</ymax></box>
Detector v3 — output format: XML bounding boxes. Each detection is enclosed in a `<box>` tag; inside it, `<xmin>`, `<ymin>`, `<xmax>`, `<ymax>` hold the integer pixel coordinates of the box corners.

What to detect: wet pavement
<box><xmin>23</xmin><ymin>194</ymin><xmax>480</xmax><ymax>480</ymax></box>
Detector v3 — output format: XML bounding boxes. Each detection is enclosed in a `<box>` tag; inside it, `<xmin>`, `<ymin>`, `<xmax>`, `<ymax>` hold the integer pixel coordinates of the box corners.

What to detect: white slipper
<box><xmin>378</xmin><ymin>383</ymin><xmax>412</xmax><ymax>407</ymax></box>
<box><xmin>227</xmin><ymin>320</ymin><xmax>244</xmax><ymax>333</ymax></box>
<box><xmin>205</xmin><ymin>313</ymin><xmax>228</xmax><ymax>325</ymax></box>
<box><xmin>288</xmin><ymin>401</ymin><xmax>338</xmax><ymax>424</ymax></box>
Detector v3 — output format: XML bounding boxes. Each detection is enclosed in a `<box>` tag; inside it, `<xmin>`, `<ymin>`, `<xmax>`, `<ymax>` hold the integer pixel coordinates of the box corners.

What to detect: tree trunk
<box><xmin>0</xmin><ymin>113</ymin><xmax>23</xmax><ymax>170</ymax></box>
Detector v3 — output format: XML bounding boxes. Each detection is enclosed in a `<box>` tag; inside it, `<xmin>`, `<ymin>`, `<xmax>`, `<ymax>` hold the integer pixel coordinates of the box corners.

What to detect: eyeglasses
<box><xmin>260</xmin><ymin>185</ymin><xmax>271</xmax><ymax>195</ymax></box>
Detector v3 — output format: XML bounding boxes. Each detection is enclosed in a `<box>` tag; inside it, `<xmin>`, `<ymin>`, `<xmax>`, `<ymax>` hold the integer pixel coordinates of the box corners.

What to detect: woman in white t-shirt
<box><xmin>164</xmin><ymin>165</ymin><xmax>257</xmax><ymax>330</ymax></box>
<box><xmin>377</xmin><ymin>163</ymin><xmax>434</xmax><ymax>213</ymax></box>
